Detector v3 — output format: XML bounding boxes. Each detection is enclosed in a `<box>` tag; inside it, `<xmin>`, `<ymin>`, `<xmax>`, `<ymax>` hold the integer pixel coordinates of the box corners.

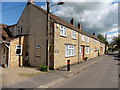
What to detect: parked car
<box><xmin>118</xmin><ymin>51</ymin><xmax>120</xmax><ymax>57</ymax></box>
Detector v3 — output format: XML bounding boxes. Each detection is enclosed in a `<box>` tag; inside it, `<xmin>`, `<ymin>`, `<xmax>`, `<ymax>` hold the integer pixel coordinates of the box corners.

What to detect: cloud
<box><xmin>51</xmin><ymin>1</ymin><xmax>118</xmax><ymax>34</ymax></box>
<box><xmin>40</xmin><ymin>0</ymin><xmax>118</xmax><ymax>42</ymax></box>
<box><xmin>107</xmin><ymin>32</ymin><xmax>118</xmax><ymax>42</ymax></box>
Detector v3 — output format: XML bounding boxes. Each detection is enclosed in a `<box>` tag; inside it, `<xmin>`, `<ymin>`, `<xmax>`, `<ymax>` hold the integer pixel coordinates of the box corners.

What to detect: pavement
<box><xmin>50</xmin><ymin>53</ymin><xmax>119</xmax><ymax>88</ymax></box>
<box><xmin>2</xmin><ymin>55</ymin><xmax>107</xmax><ymax>89</ymax></box>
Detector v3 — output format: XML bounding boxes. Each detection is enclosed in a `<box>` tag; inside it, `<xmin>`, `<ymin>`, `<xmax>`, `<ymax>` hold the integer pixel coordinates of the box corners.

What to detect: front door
<box><xmin>2</xmin><ymin>46</ymin><xmax>8</xmax><ymax>66</ymax></box>
<box><xmin>2</xmin><ymin>47</ymin><xmax>7</xmax><ymax>64</ymax></box>
<box><xmin>82</xmin><ymin>46</ymin><xmax>85</xmax><ymax>61</ymax></box>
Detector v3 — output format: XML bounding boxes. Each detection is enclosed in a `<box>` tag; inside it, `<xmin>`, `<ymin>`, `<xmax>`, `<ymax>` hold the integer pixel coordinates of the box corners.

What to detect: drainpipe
<box><xmin>78</xmin><ymin>22</ymin><xmax>81</xmax><ymax>63</ymax></box>
<box><xmin>78</xmin><ymin>32</ymin><xmax>80</xmax><ymax>63</ymax></box>
<box><xmin>5</xmin><ymin>43</ymin><xmax>10</xmax><ymax>68</ymax></box>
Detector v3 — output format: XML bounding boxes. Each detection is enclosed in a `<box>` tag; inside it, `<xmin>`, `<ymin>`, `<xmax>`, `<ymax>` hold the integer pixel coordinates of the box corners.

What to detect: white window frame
<box><xmin>82</xmin><ymin>35</ymin><xmax>85</xmax><ymax>41</ymax></box>
<box><xmin>79</xmin><ymin>46</ymin><xmax>83</xmax><ymax>55</ymax></box>
<box><xmin>66</xmin><ymin>45</ymin><xmax>75</xmax><ymax>57</ymax></box>
<box><xmin>85</xmin><ymin>46</ymin><xmax>90</xmax><ymax>54</ymax></box>
<box><xmin>72</xmin><ymin>30</ymin><xmax>76</xmax><ymax>39</ymax></box>
<box><xmin>60</xmin><ymin>25</ymin><xmax>67</xmax><ymax>37</ymax></box>
<box><xmin>16</xmin><ymin>45</ymin><xmax>22</xmax><ymax>55</ymax></box>
<box><xmin>86</xmin><ymin>36</ymin><xmax>89</xmax><ymax>42</ymax></box>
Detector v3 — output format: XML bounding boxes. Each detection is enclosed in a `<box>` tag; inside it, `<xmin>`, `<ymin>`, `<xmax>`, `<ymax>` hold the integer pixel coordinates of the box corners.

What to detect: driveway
<box><xmin>1</xmin><ymin>66</ymin><xmax>43</xmax><ymax>86</ymax></box>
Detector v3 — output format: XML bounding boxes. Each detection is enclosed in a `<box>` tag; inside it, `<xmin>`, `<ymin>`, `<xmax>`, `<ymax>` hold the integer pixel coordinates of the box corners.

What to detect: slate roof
<box><xmin>30</xmin><ymin>3</ymin><xmax>104</xmax><ymax>43</ymax></box>
<box><xmin>0</xmin><ymin>24</ymin><xmax>15</xmax><ymax>43</ymax></box>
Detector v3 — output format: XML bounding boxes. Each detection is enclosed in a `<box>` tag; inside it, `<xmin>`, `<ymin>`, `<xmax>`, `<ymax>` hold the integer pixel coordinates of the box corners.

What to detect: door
<box><xmin>82</xmin><ymin>46</ymin><xmax>85</xmax><ymax>61</ymax></box>
<box><xmin>2</xmin><ymin>47</ymin><xmax>7</xmax><ymax>64</ymax></box>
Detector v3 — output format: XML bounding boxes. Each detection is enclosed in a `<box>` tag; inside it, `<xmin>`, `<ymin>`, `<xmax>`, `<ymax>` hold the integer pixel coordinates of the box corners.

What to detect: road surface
<box><xmin>50</xmin><ymin>53</ymin><xmax>119</xmax><ymax>88</ymax></box>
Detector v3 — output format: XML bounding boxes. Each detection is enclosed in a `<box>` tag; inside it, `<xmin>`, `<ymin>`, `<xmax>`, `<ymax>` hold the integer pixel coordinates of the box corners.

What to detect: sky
<box><xmin>0</xmin><ymin>0</ymin><xmax>119</xmax><ymax>43</ymax></box>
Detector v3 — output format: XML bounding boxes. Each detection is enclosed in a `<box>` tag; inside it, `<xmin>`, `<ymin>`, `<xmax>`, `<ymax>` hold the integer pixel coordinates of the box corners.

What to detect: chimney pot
<box><xmin>70</xmin><ymin>18</ymin><xmax>74</xmax><ymax>25</ymax></box>
<box><xmin>27</xmin><ymin>0</ymin><xmax>35</xmax><ymax>4</ymax></box>
<box><xmin>93</xmin><ymin>33</ymin><xmax>95</xmax><ymax>36</ymax></box>
<box><xmin>78</xmin><ymin>22</ymin><xmax>82</xmax><ymax>30</ymax></box>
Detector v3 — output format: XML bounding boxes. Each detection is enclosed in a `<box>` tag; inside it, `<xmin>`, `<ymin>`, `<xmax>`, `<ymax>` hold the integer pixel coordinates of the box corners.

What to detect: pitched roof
<box><xmin>30</xmin><ymin>3</ymin><xmax>104</xmax><ymax>43</ymax></box>
<box><xmin>0</xmin><ymin>24</ymin><xmax>14</xmax><ymax>42</ymax></box>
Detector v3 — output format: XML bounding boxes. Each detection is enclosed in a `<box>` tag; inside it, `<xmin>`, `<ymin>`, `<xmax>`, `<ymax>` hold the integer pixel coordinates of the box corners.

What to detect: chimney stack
<box><xmin>93</xmin><ymin>33</ymin><xmax>95</xmax><ymax>36</ymax></box>
<box><xmin>70</xmin><ymin>18</ymin><xmax>74</xmax><ymax>25</ymax></box>
<box><xmin>78</xmin><ymin>22</ymin><xmax>82</xmax><ymax>30</ymax></box>
<box><xmin>27</xmin><ymin>0</ymin><xmax>35</xmax><ymax>4</ymax></box>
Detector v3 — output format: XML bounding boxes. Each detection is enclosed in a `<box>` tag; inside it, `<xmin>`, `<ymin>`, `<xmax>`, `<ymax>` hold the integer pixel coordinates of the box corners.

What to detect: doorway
<box><xmin>2</xmin><ymin>45</ymin><xmax>9</xmax><ymax>66</ymax></box>
<box><xmin>82</xmin><ymin>46</ymin><xmax>85</xmax><ymax>61</ymax></box>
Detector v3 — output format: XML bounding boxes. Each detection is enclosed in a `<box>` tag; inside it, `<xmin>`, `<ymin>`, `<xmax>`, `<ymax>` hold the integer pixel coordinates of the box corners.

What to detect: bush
<box><xmin>39</xmin><ymin>64</ymin><xmax>48</xmax><ymax>72</ymax></box>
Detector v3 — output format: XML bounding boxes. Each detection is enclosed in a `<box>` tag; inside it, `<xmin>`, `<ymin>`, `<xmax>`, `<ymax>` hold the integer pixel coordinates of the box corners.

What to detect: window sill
<box><xmin>72</xmin><ymin>38</ymin><xmax>77</xmax><ymax>40</ymax></box>
<box><xmin>16</xmin><ymin>54</ymin><xmax>22</xmax><ymax>56</ymax></box>
<box><xmin>65</xmin><ymin>55</ymin><xmax>76</xmax><ymax>58</ymax></box>
<box><xmin>60</xmin><ymin>35</ymin><xmax>67</xmax><ymax>38</ymax></box>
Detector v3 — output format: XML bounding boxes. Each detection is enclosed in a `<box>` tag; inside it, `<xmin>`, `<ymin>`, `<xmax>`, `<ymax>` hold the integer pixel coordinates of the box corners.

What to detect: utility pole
<box><xmin>46</xmin><ymin>1</ymin><xmax>64</xmax><ymax>70</ymax></box>
<box><xmin>46</xmin><ymin>0</ymin><xmax>50</xmax><ymax>71</ymax></box>
<box><xmin>105</xmin><ymin>33</ymin><xmax>107</xmax><ymax>54</ymax></box>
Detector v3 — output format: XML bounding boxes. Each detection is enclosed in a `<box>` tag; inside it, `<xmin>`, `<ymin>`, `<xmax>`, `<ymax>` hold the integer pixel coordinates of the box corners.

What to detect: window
<box><xmin>85</xmin><ymin>46</ymin><xmax>89</xmax><ymax>54</ymax></box>
<box><xmin>72</xmin><ymin>30</ymin><xmax>76</xmax><ymax>39</ymax></box>
<box><xmin>82</xmin><ymin>35</ymin><xmax>85</xmax><ymax>41</ymax></box>
<box><xmin>86</xmin><ymin>36</ymin><xmax>89</xmax><ymax>42</ymax></box>
<box><xmin>16</xmin><ymin>26</ymin><xmax>23</xmax><ymax>35</ymax></box>
<box><xmin>60</xmin><ymin>25</ymin><xmax>67</xmax><ymax>37</ymax></box>
<box><xmin>66</xmin><ymin>45</ymin><xmax>75</xmax><ymax>57</ymax></box>
<box><xmin>16</xmin><ymin>45</ymin><xmax>22</xmax><ymax>55</ymax></box>
<box><xmin>79</xmin><ymin>46</ymin><xmax>82</xmax><ymax>55</ymax></box>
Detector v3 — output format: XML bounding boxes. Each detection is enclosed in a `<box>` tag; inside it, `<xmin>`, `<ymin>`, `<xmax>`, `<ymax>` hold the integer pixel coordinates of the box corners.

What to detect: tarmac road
<box><xmin>50</xmin><ymin>53</ymin><xmax>119</xmax><ymax>88</ymax></box>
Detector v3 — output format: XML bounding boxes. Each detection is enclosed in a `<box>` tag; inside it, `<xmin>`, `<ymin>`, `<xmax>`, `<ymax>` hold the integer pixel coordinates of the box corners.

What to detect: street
<box><xmin>50</xmin><ymin>53</ymin><xmax>119</xmax><ymax>88</ymax></box>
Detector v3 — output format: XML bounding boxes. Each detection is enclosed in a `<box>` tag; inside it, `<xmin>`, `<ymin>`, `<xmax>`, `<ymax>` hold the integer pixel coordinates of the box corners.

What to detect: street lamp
<box><xmin>50</xmin><ymin>2</ymin><xmax>64</xmax><ymax>7</ymax></box>
<box><xmin>46</xmin><ymin>0</ymin><xmax>64</xmax><ymax>71</ymax></box>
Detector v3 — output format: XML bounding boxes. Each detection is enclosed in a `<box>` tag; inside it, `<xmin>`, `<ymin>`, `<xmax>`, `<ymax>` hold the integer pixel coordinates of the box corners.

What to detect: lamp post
<box><xmin>46</xmin><ymin>0</ymin><xmax>64</xmax><ymax>71</ymax></box>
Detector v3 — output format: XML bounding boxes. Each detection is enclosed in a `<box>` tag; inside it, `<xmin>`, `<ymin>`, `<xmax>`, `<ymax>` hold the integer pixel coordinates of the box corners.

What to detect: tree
<box><xmin>112</xmin><ymin>36</ymin><xmax>120</xmax><ymax>50</ymax></box>
<box><xmin>97</xmin><ymin>34</ymin><xmax>107</xmax><ymax>44</ymax></box>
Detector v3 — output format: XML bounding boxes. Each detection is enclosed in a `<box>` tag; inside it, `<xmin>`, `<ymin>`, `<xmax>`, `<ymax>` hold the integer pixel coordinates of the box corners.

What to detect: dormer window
<box><xmin>60</xmin><ymin>25</ymin><xmax>67</xmax><ymax>37</ymax></box>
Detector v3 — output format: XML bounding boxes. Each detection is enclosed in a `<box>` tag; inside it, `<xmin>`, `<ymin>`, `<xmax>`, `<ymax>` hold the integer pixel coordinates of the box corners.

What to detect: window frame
<box><xmin>79</xmin><ymin>46</ymin><xmax>83</xmax><ymax>55</ymax></box>
<box><xmin>60</xmin><ymin>25</ymin><xmax>67</xmax><ymax>37</ymax></box>
<box><xmin>72</xmin><ymin>30</ymin><xmax>77</xmax><ymax>39</ymax></box>
<box><xmin>85</xmin><ymin>46</ymin><xmax>90</xmax><ymax>54</ymax></box>
<box><xmin>17</xmin><ymin>26</ymin><xmax>23</xmax><ymax>35</ymax></box>
<box><xmin>65</xmin><ymin>45</ymin><xmax>75</xmax><ymax>57</ymax></box>
<box><xmin>16</xmin><ymin>45</ymin><xmax>22</xmax><ymax>56</ymax></box>
<box><xmin>86</xmin><ymin>36</ymin><xmax>90</xmax><ymax>42</ymax></box>
<box><xmin>82</xmin><ymin>35</ymin><xmax>85</xmax><ymax>41</ymax></box>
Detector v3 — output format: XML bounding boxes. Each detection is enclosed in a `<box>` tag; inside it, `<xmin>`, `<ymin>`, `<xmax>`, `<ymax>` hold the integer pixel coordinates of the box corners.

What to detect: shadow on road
<box><xmin>107</xmin><ymin>52</ymin><xmax>120</xmax><ymax>61</ymax></box>
<box><xmin>114</xmin><ymin>55</ymin><xmax>120</xmax><ymax>61</ymax></box>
